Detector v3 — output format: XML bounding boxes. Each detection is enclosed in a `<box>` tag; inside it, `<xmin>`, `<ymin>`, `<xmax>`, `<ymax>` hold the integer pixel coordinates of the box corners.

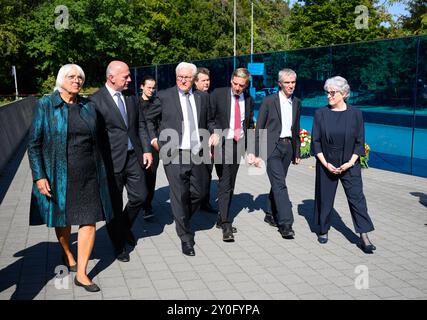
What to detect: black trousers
<box><xmin>215</xmin><ymin>139</ymin><xmax>245</xmax><ymax>227</ymax></box>
<box><xmin>266</xmin><ymin>139</ymin><xmax>294</xmax><ymax>227</ymax></box>
<box><xmin>314</xmin><ymin>161</ymin><xmax>375</xmax><ymax>234</ymax></box>
<box><xmin>163</xmin><ymin>150</ymin><xmax>208</xmax><ymax>244</ymax></box>
<box><xmin>143</xmin><ymin>150</ymin><xmax>159</xmax><ymax>210</ymax></box>
<box><xmin>106</xmin><ymin>151</ymin><xmax>148</xmax><ymax>251</ymax></box>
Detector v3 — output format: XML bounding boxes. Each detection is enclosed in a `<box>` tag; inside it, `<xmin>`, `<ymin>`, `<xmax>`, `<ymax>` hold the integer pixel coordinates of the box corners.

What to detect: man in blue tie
<box><xmin>91</xmin><ymin>61</ymin><xmax>153</xmax><ymax>262</ymax></box>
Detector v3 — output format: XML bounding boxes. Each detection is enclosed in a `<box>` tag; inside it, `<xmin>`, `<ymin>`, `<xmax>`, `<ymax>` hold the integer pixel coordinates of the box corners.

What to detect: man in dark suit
<box><xmin>252</xmin><ymin>68</ymin><xmax>301</xmax><ymax>239</ymax></box>
<box><xmin>145</xmin><ymin>62</ymin><xmax>219</xmax><ymax>256</ymax></box>
<box><xmin>193</xmin><ymin>67</ymin><xmax>217</xmax><ymax>214</ymax></box>
<box><xmin>139</xmin><ymin>75</ymin><xmax>158</xmax><ymax>220</ymax></box>
<box><xmin>91</xmin><ymin>60</ymin><xmax>153</xmax><ymax>262</ymax></box>
<box><xmin>210</xmin><ymin>68</ymin><xmax>255</xmax><ymax>242</ymax></box>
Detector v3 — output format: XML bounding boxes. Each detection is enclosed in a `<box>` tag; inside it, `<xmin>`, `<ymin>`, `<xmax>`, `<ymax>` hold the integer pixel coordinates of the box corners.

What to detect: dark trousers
<box><xmin>266</xmin><ymin>139</ymin><xmax>294</xmax><ymax>227</ymax></box>
<box><xmin>163</xmin><ymin>151</ymin><xmax>208</xmax><ymax>243</ymax></box>
<box><xmin>201</xmin><ymin>162</ymin><xmax>213</xmax><ymax>207</ymax></box>
<box><xmin>314</xmin><ymin>161</ymin><xmax>375</xmax><ymax>234</ymax></box>
<box><xmin>107</xmin><ymin>151</ymin><xmax>147</xmax><ymax>251</ymax></box>
<box><xmin>143</xmin><ymin>150</ymin><xmax>159</xmax><ymax>210</ymax></box>
<box><xmin>215</xmin><ymin>139</ymin><xmax>245</xmax><ymax>227</ymax></box>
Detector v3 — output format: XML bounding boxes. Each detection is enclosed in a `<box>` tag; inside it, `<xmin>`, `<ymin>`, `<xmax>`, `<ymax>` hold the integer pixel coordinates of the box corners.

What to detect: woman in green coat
<box><xmin>28</xmin><ymin>64</ymin><xmax>113</xmax><ymax>292</ymax></box>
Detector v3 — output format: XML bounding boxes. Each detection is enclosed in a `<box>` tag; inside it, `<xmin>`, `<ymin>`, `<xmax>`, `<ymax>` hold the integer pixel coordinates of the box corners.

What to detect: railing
<box><xmin>0</xmin><ymin>97</ymin><xmax>36</xmax><ymax>175</ymax></box>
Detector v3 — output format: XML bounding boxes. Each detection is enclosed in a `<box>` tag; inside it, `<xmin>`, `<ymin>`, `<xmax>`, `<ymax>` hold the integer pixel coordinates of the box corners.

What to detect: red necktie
<box><xmin>234</xmin><ymin>95</ymin><xmax>241</xmax><ymax>141</ymax></box>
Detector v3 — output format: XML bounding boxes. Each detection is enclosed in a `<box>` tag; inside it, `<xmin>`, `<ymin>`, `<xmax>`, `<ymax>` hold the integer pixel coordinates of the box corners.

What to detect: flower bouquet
<box><xmin>299</xmin><ymin>128</ymin><xmax>312</xmax><ymax>159</ymax></box>
<box><xmin>360</xmin><ymin>143</ymin><xmax>370</xmax><ymax>168</ymax></box>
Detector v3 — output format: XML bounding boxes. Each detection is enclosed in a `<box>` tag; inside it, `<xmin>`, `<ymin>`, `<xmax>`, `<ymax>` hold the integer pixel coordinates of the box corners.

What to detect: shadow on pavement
<box><xmin>297</xmin><ymin>199</ymin><xmax>360</xmax><ymax>244</ymax></box>
<box><xmin>410</xmin><ymin>191</ymin><xmax>427</xmax><ymax>209</ymax></box>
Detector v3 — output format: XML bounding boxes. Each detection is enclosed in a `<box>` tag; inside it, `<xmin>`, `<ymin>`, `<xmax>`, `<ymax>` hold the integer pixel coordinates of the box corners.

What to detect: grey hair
<box><xmin>55</xmin><ymin>64</ymin><xmax>85</xmax><ymax>92</ymax></box>
<box><xmin>231</xmin><ymin>68</ymin><xmax>251</xmax><ymax>84</ymax></box>
<box><xmin>324</xmin><ymin>76</ymin><xmax>350</xmax><ymax>99</ymax></box>
<box><xmin>278</xmin><ymin>68</ymin><xmax>297</xmax><ymax>82</ymax></box>
<box><xmin>176</xmin><ymin>62</ymin><xmax>197</xmax><ymax>77</ymax></box>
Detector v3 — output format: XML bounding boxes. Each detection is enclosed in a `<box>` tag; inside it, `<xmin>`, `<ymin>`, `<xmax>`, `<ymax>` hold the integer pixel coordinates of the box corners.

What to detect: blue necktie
<box><xmin>115</xmin><ymin>92</ymin><xmax>133</xmax><ymax>150</ymax></box>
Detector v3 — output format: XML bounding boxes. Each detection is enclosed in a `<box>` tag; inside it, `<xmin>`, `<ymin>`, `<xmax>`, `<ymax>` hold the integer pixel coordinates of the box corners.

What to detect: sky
<box><xmin>287</xmin><ymin>0</ymin><xmax>410</xmax><ymax>18</ymax></box>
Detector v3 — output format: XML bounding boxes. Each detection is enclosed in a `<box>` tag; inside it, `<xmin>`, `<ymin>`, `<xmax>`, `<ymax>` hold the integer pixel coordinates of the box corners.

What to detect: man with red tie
<box><xmin>209</xmin><ymin>68</ymin><xmax>254</xmax><ymax>242</ymax></box>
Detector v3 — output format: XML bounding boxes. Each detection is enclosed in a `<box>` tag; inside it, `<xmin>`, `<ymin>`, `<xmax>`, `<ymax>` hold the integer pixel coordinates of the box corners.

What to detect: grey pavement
<box><xmin>1</xmin><ymin>153</ymin><xmax>427</xmax><ymax>300</ymax></box>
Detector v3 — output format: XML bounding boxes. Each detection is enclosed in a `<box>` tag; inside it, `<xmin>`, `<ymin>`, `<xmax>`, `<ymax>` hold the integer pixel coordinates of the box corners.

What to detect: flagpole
<box><xmin>12</xmin><ymin>66</ymin><xmax>19</xmax><ymax>100</ymax></box>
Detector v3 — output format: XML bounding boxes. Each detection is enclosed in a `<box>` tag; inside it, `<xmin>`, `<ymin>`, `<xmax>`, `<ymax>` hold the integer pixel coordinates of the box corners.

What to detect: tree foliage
<box><xmin>0</xmin><ymin>0</ymin><xmax>424</xmax><ymax>94</ymax></box>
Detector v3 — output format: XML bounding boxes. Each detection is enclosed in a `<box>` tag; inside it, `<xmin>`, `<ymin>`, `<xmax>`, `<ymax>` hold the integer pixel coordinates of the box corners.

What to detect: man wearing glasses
<box><xmin>145</xmin><ymin>62</ymin><xmax>219</xmax><ymax>256</ymax></box>
<box><xmin>251</xmin><ymin>68</ymin><xmax>301</xmax><ymax>240</ymax></box>
<box><xmin>209</xmin><ymin>68</ymin><xmax>255</xmax><ymax>242</ymax></box>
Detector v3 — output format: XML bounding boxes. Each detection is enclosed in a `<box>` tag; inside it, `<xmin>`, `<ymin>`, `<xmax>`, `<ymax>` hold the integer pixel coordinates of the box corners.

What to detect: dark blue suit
<box><xmin>311</xmin><ymin>105</ymin><xmax>375</xmax><ymax>234</ymax></box>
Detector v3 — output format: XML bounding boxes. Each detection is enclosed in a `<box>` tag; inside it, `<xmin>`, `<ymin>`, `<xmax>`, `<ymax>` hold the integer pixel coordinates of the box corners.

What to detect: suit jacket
<box><xmin>255</xmin><ymin>93</ymin><xmax>301</xmax><ymax>161</ymax></box>
<box><xmin>145</xmin><ymin>86</ymin><xmax>213</xmax><ymax>160</ymax></box>
<box><xmin>90</xmin><ymin>86</ymin><xmax>151</xmax><ymax>173</ymax></box>
<box><xmin>28</xmin><ymin>91</ymin><xmax>113</xmax><ymax>227</ymax></box>
<box><xmin>311</xmin><ymin>105</ymin><xmax>365</xmax><ymax>163</ymax></box>
<box><xmin>209</xmin><ymin>87</ymin><xmax>255</xmax><ymax>146</ymax></box>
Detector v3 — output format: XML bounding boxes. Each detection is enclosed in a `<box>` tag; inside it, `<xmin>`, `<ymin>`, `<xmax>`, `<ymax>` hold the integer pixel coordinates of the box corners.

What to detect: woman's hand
<box><xmin>325</xmin><ymin>162</ymin><xmax>341</xmax><ymax>175</ymax></box>
<box><xmin>339</xmin><ymin>161</ymin><xmax>354</xmax><ymax>172</ymax></box>
<box><xmin>36</xmin><ymin>179</ymin><xmax>52</xmax><ymax>197</ymax></box>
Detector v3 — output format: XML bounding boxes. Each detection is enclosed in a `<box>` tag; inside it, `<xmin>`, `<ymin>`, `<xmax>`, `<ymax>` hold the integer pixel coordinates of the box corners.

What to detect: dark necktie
<box><xmin>115</xmin><ymin>92</ymin><xmax>133</xmax><ymax>150</ymax></box>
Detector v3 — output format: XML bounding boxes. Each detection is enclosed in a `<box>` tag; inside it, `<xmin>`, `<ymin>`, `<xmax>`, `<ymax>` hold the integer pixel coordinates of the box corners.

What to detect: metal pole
<box><xmin>251</xmin><ymin>0</ymin><xmax>253</xmax><ymax>63</ymax></box>
<box><xmin>233</xmin><ymin>0</ymin><xmax>236</xmax><ymax>70</ymax></box>
<box><xmin>12</xmin><ymin>66</ymin><xmax>19</xmax><ymax>100</ymax></box>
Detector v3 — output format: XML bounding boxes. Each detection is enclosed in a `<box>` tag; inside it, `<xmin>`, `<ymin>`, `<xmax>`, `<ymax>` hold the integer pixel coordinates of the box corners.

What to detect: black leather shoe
<box><xmin>143</xmin><ymin>208</ymin><xmax>154</xmax><ymax>219</ymax></box>
<box><xmin>62</xmin><ymin>255</ymin><xmax>77</xmax><ymax>272</ymax></box>
<box><xmin>359</xmin><ymin>237</ymin><xmax>376</xmax><ymax>253</ymax></box>
<box><xmin>222</xmin><ymin>225</ymin><xmax>235</xmax><ymax>242</ymax></box>
<box><xmin>317</xmin><ymin>233</ymin><xmax>328</xmax><ymax>244</ymax></box>
<box><xmin>278</xmin><ymin>225</ymin><xmax>295</xmax><ymax>239</ymax></box>
<box><xmin>116</xmin><ymin>248</ymin><xmax>130</xmax><ymax>262</ymax></box>
<box><xmin>126</xmin><ymin>230</ymin><xmax>136</xmax><ymax>247</ymax></box>
<box><xmin>181</xmin><ymin>242</ymin><xmax>195</xmax><ymax>256</ymax></box>
<box><xmin>264</xmin><ymin>214</ymin><xmax>277</xmax><ymax>227</ymax></box>
<box><xmin>74</xmin><ymin>277</ymin><xmax>100</xmax><ymax>292</ymax></box>
<box><xmin>201</xmin><ymin>203</ymin><xmax>218</xmax><ymax>214</ymax></box>
<box><xmin>215</xmin><ymin>221</ymin><xmax>237</xmax><ymax>233</ymax></box>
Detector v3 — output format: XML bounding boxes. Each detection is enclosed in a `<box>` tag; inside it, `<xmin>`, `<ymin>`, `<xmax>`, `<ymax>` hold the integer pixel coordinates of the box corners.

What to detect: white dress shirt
<box><xmin>105</xmin><ymin>84</ymin><xmax>127</xmax><ymax>116</ymax></box>
<box><xmin>279</xmin><ymin>91</ymin><xmax>293</xmax><ymax>138</ymax></box>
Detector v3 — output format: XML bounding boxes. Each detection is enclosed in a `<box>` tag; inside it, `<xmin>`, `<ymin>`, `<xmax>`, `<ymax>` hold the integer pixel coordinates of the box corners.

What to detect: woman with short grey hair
<box><xmin>311</xmin><ymin>76</ymin><xmax>376</xmax><ymax>253</ymax></box>
<box><xmin>28</xmin><ymin>64</ymin><xmax>113</xmax><ymax>291</ymax></box>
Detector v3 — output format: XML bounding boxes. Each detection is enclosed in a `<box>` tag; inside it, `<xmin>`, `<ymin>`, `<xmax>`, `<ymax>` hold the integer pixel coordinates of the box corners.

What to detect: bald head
<box><xmin>106</xmin><ymin>60</ymin><xmax>131</xmax><ymax>92</ymax></box>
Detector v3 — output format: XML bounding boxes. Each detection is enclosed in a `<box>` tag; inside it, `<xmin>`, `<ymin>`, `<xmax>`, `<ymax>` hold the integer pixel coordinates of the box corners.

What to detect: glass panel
<box><xmin>413</xmin><ymin>35</ymin><xmax>427</xmax><ymax>177</ymax></box>
<box><xmin>129</xmin><ymin>35</ymin><xmax>427</xmax><ymax>177</ymax></box>
<box><xmin>332</xmin><ymin>37</ymin><xmax>420</xmax><ymax>175</ymax></box>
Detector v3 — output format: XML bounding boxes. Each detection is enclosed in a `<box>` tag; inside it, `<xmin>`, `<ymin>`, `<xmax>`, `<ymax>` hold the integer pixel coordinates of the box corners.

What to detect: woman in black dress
<box><xmin>28</xmin><ymin>64</ymin><xmax>113</xmax><ymax>292</ymax></box>
<box><xmin>311</xmin><ymin>76</ymin><xmax>376</xmax><ymax>253</ymax></box>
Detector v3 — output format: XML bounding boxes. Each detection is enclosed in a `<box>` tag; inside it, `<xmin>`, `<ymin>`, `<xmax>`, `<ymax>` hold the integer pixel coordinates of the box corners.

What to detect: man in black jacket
<box><xmin>252</xmin><ymin>68</ymin><xmax>301</xmax><ymax>239</ymax></box>
<box><xmin>145</xmin><ymin>62</ymin><xmax>219</xmax><ymax>256</ymax></box>
<box><xmin>139</xmin><ymin>75</ymin><xmax>158</xmax><ymax>220</ymax></box>
<box><xmin>209</xmin><ymin>68</ymin><xmax>255</xmax><ymax>242</ymax></box>
<box><xmin>91</xmin><ymin>61</ymin><xmax>153</xmax><ymax>262</ymax></box>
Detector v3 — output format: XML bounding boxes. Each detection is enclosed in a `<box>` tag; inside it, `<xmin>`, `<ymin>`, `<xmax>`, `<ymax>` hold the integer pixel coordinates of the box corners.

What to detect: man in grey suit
<box><xmin>91</xmin><ymin>61</ymin><xmax>153</xmax><ymax>262</ymax></box>
<box><xmin>252</xmin><ymin>68</ymin><xmax>301</xmax><ymax>239</ymax></box>
<box><xmin>145</xmin><ymin>62</ymin><xmax>219</xmax><ymax>256</ymax></box>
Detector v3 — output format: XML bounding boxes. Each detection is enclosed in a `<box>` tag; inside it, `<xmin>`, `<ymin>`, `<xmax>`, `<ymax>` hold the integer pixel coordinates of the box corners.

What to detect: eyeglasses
<box><xmin>177</xmin><ymin>76</ymin><xmax>193</xmax><ymax>82</ymax></box>
<box><xmin>66</xmin><ymin>75</ymin><xmax>84</xmax><ymax>82</ymax></box>
<box><xmin>325</xmin><ymin>90</ymin><xmax>339</xmax><ymax>97</ymax></box>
